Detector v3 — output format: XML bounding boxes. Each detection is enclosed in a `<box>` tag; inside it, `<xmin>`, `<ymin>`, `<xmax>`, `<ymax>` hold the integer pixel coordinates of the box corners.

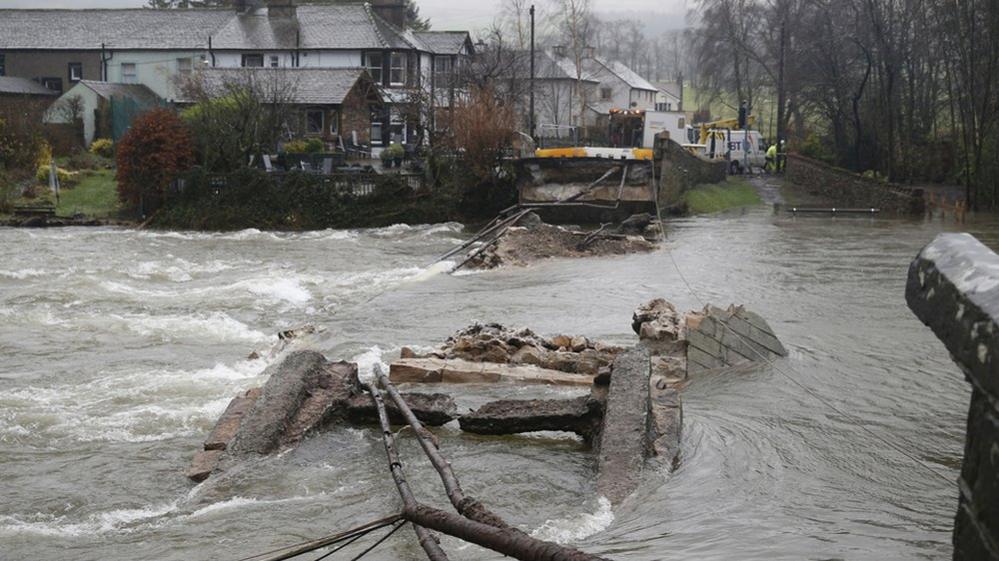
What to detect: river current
<box><xmin>0</xmin><ymin>206</ymin><xmax>990</xmax><ymax>560</ymax></box>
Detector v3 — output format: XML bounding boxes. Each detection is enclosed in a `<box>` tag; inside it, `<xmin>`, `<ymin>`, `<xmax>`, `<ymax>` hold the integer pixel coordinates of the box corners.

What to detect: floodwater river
<box><xmin>0</xmin><ymin>204</ymin><xmax>992</xmax><ymax>561</ymax></box>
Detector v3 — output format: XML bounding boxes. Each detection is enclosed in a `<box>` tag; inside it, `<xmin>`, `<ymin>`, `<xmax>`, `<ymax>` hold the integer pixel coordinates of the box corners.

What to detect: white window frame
<box><xmin>177</xmin><ymin>57</ymin><xmax>193</xmax><ymax>76</ymax></box>
<box><xmin>121</xmin><ymin>63</ymin><xmax>137</xmax><ymax>84</ymax></box>
<box><xmin>389</xmin><ymin>52</ymin><xmax>406</xmax><ymax>87</ymax></box>
<box><xmin>269</xmin><ymin>55</ymin><xmax>280</xmax><ymax>68</ymax></box>
<box><xmin>365</xmin><ymin>52</ymin><xmax>383</xmax><ymax>84</ymax></box>
<box><xmin>68</xmin><ymin>62</ymin><xmax>82</xmax><ymax>82</ymax></box>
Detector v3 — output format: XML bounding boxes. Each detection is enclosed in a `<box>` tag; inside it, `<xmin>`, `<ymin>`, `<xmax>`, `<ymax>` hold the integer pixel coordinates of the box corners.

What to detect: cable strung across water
<box><xmin>231</xmin><ymin>513</ymin><xmax>403</xmax><ymax>561</ymax></box>
<box><xmin>649</xmin><ymin>160</ymin><xmax>956</xmax><ymax>486</ymax></box>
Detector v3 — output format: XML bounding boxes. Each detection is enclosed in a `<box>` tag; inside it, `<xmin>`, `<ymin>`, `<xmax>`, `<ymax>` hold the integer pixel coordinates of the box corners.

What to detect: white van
<box><xmin>683</xmin><ymin>127</ymin><xmax>768</xmax><ymax>173</ymax></box>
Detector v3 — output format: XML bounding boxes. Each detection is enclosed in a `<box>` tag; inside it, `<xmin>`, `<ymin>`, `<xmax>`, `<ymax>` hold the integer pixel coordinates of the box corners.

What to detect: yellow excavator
<box><xmin>697</xmin><ymin>115</ymin><xmax>757</xmax><ymax>144</ymax></box>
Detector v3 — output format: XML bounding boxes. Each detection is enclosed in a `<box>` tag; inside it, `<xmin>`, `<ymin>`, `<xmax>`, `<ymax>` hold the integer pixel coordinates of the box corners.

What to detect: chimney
<box><xmin>267</xmin><ymin>0</ymin><xmax>297</xmax><ymax>18</ymax></box>
<box><xmin>233</xmin><ymin>0</ymin><xmax>262</xmax><ymax>13</ymax></box>
<box><xmin>370</xmin><ymin>0</ymin><xmax>406</xmax><ymax>29</ymax></box>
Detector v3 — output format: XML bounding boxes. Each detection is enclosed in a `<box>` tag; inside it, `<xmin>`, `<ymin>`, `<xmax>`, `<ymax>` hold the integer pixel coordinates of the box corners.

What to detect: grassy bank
<box><xmin>682</xmin><ymin>177</ymin><xmax>762</xmax><ymax>214</ymax></box>
<box><xmin>56</xmin><ymin>169</ymin><xmax>119</xmax><ymax>218</ymax></box>
<box><xmin>2</xmin><ymin>168</ymin><xmax>120</xmax><ymax>221</ymax></box>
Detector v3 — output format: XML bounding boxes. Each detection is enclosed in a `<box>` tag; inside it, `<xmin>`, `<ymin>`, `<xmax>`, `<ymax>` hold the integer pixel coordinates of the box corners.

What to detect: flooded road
<box><xmin>0</xmin><ymin>206</ymin><xmax>990</xmax><ymax>560</ymax></box>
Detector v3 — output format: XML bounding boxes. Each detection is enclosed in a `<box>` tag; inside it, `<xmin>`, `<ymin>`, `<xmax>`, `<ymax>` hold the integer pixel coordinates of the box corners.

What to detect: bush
<box><xmin>89</xmin><ymin>138</ymin><xmax>114</xmax><ymax>159</ymax></box>
<box><xmin>35</xmin><ymin>164</ymin><xmax>79</xmax><ymax>187</ymax></box>
<box><xmin>116</xmin><ymin>108</ymin><xmax>194</xmax><ymax>213</ymax></box>
<box><xmin>386</xmin><ymin>143</ymin><xmax>405</xmax><ymax>159</ymax></box>
<box><xmin>283</xmin><ymin>138</ymin><xmax>323</xmax><ymax>154</ymax></box>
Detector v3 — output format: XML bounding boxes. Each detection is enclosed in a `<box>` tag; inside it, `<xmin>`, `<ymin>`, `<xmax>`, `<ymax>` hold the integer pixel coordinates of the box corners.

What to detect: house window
<box><xmin>365</xmin><ymin>52</ymin><xmax>383</xmax><ymax>84</ymax></box>
<box><xmin>329</xmin><ymin>109</ymin><xmax>340</xmax><ymax>135</ymax></box>
<box><xmin>0</xmin><ymin>54</ymin><xmax>5</xmax><ymax>76</ymax></box>
<box><xmin>68</xmin><ymin>62</ymin><xmax>83</xmax><ymax>83</ymax></box>
<box><xmin>600</xmin><ymin>87</ymin><xmax>612</xmax><ymax>101</ymax></box>
<box><xmin>305</xmin><ymin>108</ymin><xmax>324</xmax><ymax>135</ymax></box>
<box><xmin>370</xmin><ymin>109</ymin><xmax>384</xmax><ymax>145</ymax></box>
<box><xmin>40</xmin><ymin>77</ymin><xmax>63</xmax><ymax>93</ymax></box>
<box><xmin>242</xmin><ymin>54</ymin><xmax>264</xmax><ymax>68</ymax></box>
<box><xmin>270</xmin><ymin>55</ymin><xmax>280</xmax><ymax>68</ymax></box>
<box><xmin>121</xmin><ymin>63</ymin><xmax>137</xmax><ymax>83</ymax></box>
<box><xmin>432</xmin><ymin>56</ymin><xmax>452</xmax><ymax>89</ymax></box>
<box><xmin>177</xmin><ymin>58</ymin><xmax>192</xmax><ymax>77</ymax></box>
<box><xmin>677</xmin><ymin>117</ymin><xmax>685</xmax><ymax>128</ymax></box>
<box><xmin>389</xmin><ymin>52</ymin><xmax>406</xmax><ymax>86</ymax></box>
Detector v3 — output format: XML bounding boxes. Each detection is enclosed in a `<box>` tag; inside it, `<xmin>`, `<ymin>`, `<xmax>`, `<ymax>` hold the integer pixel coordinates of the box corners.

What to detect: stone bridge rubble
<box><xmin>187</xmin><ymin>299</ymin><xmax>787</xmax><ymax>508</ymax></box>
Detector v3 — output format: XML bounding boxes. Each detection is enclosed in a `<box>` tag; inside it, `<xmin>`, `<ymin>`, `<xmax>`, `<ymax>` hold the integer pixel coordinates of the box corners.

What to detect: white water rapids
<box><xmin>0</xmin><ymin>210</ymin><xmax>987</xmax><ymax>560</ymax></box>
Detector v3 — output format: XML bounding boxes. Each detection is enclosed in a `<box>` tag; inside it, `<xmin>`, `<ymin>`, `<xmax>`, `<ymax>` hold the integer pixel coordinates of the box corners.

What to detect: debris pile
<box><xmin>189</xmin><ymin>299</ymin><xmax>788</xmax><ymax>510</ymax></box>
<box><xmin>463</xmin><ymin>212</ymin><xmax>658</xmax><ymax>270</ymax></box>
<box><xmin>186</xmin><ymin>351</ymin><xmax>457</xmax><ymax>482</ymax></box>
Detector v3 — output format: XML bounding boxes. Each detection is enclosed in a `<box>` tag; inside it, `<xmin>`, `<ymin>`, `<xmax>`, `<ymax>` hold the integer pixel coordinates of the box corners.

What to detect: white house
<box><xmin>0</xmin><ymin>0</ymin><xmax>474</xmax><ymax>148</ymax></box>
<box><xmin>44</xmin><ymin>80</ymin><xmax>162</xmax><ymax>145</ymax></box>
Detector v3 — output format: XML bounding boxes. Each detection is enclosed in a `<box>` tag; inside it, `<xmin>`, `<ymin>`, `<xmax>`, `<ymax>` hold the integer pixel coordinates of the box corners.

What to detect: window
<box><xmin>365</xmin><ymin>52</ymin><xmax>383</xmax><ymax>84</ymax></box>
<box><xmin>432</xmin><ymin>55</ymin><xmax>452</xmax><ymax>89</ymax></box>
<box><xmin>68</xmin><ymin>62</ymin><xmax>83</xmax><ymax>82</ymax></box>
<box><xmin>677</xmin><ymin>117</ymin><xmax>685</xmax><ymax>128</ymax></box>
<box><xmin>242</xmin><ymin>54</ymin><xmax>264</xmax><ymax>68</ymax></box>
<box><xmin>305</xmin><ymin>108</ymin><xmax>324</xmax><ymax>135</ymax></box>
<box><xmin>40</xmin><ymin>77</ymin><xmax>63</xmax><ymax>93</ymax></box>
<box><xmin>0</xmin><ymin>54</ymin><xmax>5</xmax><ymax>76</ymax></box>
<box><xmin>177</xmin><ymin>58</ymin><xmax>192</xmax><ymax>77</ymax></box>
<box><xmin>600</xmin><ymin>87</ymin><xmax>612</xmax><ymax>101</ymax></box>
<box><xmin>270</xmin><ymin>55</ymin><xmax>280</xmax><ymax>68</ymax></box>
<box><xmin>371</xmin><ymin>109</ymin><xmax>384</xmax><ymax>145</ymax></box>
<box><xmin>329</xmin><ymin>109</ymin><xmax>340</xmax><ymax>135</ymax></box>
<box><xmin>121</xmin><ymin>63</ymin><xmax>137</xmax><ymax>83</ymax></box>
<box><xmin>389</xmin><ymin>52</ymin><xmax>406</xmax><ymax>86</ymax></box>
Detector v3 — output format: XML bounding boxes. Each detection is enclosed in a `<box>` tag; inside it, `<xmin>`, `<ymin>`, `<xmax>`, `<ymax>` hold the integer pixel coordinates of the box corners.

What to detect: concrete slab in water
<box><xmin>596</xmin><ymin>347</ymin><xmax>652</xmax><ymax>504</ymax></box>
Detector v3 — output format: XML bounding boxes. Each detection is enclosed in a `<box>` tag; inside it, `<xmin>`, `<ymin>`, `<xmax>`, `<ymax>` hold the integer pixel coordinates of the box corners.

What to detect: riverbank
<box><xmin>1</xmin><ymin>168</ymin><xmax>129</xmax><ymax>227</ymax></box>
<box><xmin>681</xmin><ymin>176</ymin><xmax>762</xmax><ymax>214</ymax></box>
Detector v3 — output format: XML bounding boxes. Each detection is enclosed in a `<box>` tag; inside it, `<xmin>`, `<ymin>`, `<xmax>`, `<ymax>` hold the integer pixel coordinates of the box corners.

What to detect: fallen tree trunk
<box><xmin>374</xmin><ymin>365</ymin><xmax>507</xmax><ymax>528</ymax></box>
<box><xmin>402</xmin><ymin>503</ymin><xmax>611</xmax><ymax>561</ymax></box>
<box><xmin>364</xmin><ymin>380</ymin><xmax>451</xmax><ymax>561</ymax></box>
<box><xmin>366</xmin><ymin>371</ymin><xmax>612</xmax><ymax>561</ymax></box>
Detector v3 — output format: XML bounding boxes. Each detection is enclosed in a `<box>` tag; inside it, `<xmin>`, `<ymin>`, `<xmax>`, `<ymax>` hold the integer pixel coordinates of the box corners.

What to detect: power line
<box><xmin>650</xmin><ymin>161</ymin><xmax>955</xmax><ymax>486</ymax></box>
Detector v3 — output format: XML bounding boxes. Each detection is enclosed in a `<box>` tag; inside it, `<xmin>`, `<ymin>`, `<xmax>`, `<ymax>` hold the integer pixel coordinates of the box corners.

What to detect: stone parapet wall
<box><xmin>655</xmin><ymin>136</ymin><xmax>727</xmax><ymax>209</ymax></box>
<box><xmin>787</xmin><ymin>153</ymin><xmax>925</xmax><ymax>215</ymax></box>
<box><xmin>907</xmin><ymin>233</ymin><xmax>999</xmax><ymax>561</ymax></box>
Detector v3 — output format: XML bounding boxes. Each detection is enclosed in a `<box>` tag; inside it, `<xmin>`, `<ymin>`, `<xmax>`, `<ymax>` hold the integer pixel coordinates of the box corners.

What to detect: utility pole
<box><xmin>529</xmin><ymin>4</ymin><xmax>536</xmax><ymax>143</ymax></box>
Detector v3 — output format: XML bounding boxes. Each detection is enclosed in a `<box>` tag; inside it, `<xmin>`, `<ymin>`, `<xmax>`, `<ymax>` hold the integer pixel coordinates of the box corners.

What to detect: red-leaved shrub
<box><xmin>115</xmin><ymin>108</ymin><xmax>194</xmax><ymax>212</ymax></box>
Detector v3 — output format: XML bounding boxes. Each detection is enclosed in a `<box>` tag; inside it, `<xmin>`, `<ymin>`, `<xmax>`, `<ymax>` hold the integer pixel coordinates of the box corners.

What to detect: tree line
<box><xmin>693</xmin><ymin>0</ymin><xmax>999</xmax><ymax>207</ymax></box>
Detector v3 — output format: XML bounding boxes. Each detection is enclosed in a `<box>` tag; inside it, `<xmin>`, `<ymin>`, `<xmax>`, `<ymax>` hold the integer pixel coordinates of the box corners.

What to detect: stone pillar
<box><xmin>906</xmin><ymin>233</ymin><xmax>999</xmax><ymax>561</ymax></box>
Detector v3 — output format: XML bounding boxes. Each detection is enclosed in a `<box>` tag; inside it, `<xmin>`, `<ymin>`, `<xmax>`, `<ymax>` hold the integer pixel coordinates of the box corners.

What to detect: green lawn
<box><xmin>55</xmin><ymin>169</ymin><xmax>119</xmax><ymax>218</ymax></box>
<box><xmin>682</xmin><ymin>177</ymin><xmax>762</xmax><ymax>214</ymax></box>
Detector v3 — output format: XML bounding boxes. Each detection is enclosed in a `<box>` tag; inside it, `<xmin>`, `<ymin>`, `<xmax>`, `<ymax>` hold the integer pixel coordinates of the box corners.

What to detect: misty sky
<box><xmin>0</xmin><ymin>0</ymin><xmax>688</xmax><ymax>31</ymax></box>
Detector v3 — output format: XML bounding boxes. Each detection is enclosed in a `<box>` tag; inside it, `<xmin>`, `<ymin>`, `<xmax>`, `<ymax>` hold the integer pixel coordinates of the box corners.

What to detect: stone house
<box><xmin>191</xmin><ymin>67</ymin><xmax>384</xmax><ymax>145</ymax></box>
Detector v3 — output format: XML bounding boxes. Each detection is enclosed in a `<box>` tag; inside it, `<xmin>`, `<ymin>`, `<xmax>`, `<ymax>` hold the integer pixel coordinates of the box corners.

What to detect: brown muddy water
<box><xmin>0</xmin><ymin>207</ymin><xmax>993</xmax><ymax>560</ymax></box>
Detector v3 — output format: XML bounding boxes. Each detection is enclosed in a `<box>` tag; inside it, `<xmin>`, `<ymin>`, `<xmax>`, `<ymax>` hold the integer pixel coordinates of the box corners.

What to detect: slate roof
<box><xmin>209</xmin><ymin>4</ymin><xmax>427</xmax><ymax>51</ymax></box>
<box><xmin>192</xmin><ymin>67</ymin><xmax>377</xmax><ymax>105</ymax></box>
<box><xmin>0</xmin><ymin>76</ymin><xmax>58</xmax><ymax>96</ymax></box>
<box><xmin>517</xmin><ymin>51</ymin><xmax>599</xmax><ymax>82</ymax></box>
<box><xmin>414</xmin><ymin>31</ymin><xmax>471</xmax><ymax>55</ymax></box>
<box><xmin>0</xmin><ymin>9</ymin><xmax>231</xmax><ymax>50</ymax></box>
<box><xmin>0</xmin><ymin>5</ymin><xmax>445</xmax><ymax>53</ymax></box>
<box><xmin>76</xmin><ymin>81</ymin><xmax>162</xmax><ymax>105</ymax></box>
<box><xmin>598</xmin><ymin>59</ymin><xmax>658</xmax><ymax>92</ymax></box>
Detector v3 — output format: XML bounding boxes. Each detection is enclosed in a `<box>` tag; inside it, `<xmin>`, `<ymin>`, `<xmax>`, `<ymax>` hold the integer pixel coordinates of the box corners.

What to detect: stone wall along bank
<box><xmin>786</xmin><ymin>153</ymin><xmax>926</xmax><ymax>215</ymax></box>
